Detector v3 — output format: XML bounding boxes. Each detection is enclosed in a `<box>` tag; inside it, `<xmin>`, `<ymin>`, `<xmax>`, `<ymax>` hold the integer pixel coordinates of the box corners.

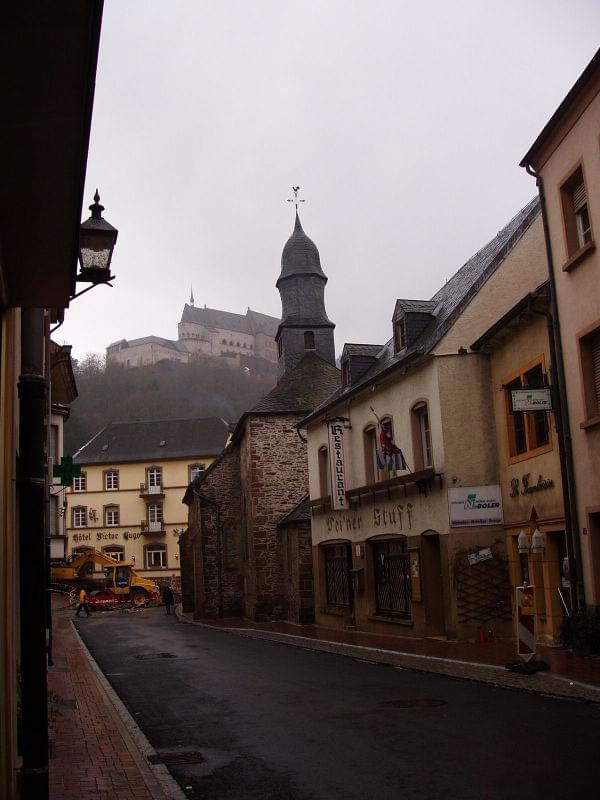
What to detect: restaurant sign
<box><xmin>327</xmin><ymin>420</ymin><xmax>347</xmax><ymax>510</ymax></box>
<box><xmin>448</xmin><ymin>485</ymin><xmax>503</xmax><ymax>527</ymax></box>
<box><xmin>510</xmin><ymin>387</ymin><xmax>552</xmax><ymax>412</ymax></box>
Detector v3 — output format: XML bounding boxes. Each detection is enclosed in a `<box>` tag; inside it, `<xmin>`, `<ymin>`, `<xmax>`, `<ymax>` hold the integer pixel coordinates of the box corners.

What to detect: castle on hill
<box><xmin>106</xmin><ymin>294</ymin><xmax>280</xmax><ymax>367</ymax></box>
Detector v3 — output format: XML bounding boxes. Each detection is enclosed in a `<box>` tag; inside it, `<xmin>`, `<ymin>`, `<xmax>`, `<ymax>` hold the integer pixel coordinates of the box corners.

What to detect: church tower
<box><xmin>276</xmin><ymin>211</ymin><xmax>335</xmax><ymax>377</ymax></box>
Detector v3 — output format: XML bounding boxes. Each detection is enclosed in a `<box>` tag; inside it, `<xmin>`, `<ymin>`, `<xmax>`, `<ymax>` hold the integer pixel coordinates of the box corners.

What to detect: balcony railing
<box><xmin>139</xmin><ymin>482</ymin><xmax>164</xmax><ymax>498</ymax></box>
<box><xmin>140</xmin><ymin>520</ymin><xmax>165</xmax><ymax>535</ymax></box>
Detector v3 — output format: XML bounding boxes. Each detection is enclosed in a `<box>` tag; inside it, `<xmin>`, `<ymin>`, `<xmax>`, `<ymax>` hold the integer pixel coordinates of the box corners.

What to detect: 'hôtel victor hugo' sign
<box><xmin>327</xmin><ymin>420</ymin><xmax>347</xmax><ymax>510</ymax></box>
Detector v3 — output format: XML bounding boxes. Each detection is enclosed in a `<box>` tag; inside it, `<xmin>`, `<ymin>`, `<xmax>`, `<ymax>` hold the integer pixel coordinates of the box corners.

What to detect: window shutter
<box><xmin>592</xmin><ymin>334</ymin><xmax>600</xmax><ymax>415</ymax></box>
<box><xmin>571</xmin><ymin>178</ymin><xmax>586</xmax><ymax>211</ymax></box>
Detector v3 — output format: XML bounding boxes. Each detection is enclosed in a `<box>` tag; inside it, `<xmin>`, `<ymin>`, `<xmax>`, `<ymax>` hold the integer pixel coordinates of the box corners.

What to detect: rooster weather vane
<box><xmin>287</xmin><ymin>186</ymin><xmax>306</xmax><ymax>211</ymax></box>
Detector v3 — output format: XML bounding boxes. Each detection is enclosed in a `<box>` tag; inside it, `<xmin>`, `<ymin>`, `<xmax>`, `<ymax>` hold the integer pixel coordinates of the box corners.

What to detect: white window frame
<box><xmin>190</xmin><ymin>464</ymin><xmax>205</xmax><ymax>481</ymax></box>
<box><xmin>73</xmin><ymin>473</ymin><xmax>86</xmax><ymax>492</ymax></box>
<box><xmin>105</xmin><ymin>506</ymin><xmax>120</xmax><ymax>527</ymax></box>
<box><xmin>103</xmin><ymin>547</ymin><xmax>124</xmax><ymax>562</ymax></box>
<box><xmin>146</xmin><ymin>546</ymin><xmax>167</xmax><ymax>569</ymax></box>
<box><xmin>147</xmin><ymin>467</ymin><xmax>162</xmax><ymax>490</ymax></box>
<box><xmin>105</xmin><ymin>470</ymin><xmax>119</xmax><ymax>490</ymax></box>
<box><xmin>73</xmin><ymin>506</ymin><xmax>87</xmax><ymax>528</ymax></box>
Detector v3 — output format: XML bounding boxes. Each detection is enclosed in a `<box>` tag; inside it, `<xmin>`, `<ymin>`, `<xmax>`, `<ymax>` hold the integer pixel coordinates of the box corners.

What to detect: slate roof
<box><xmin>393</xmin><ymin>299</ymin><xmax>439</xmax><ymax>316</ymax></box>
<box><xmin>179</xmin><ymin>304</ymin><xmax>280</xmax><ymax>336</ymax></box>
<box><xmin>250</xmin><ymin>351</ymin><xmax>341</xmax><ymax>415</ymax></box>
<box><xmin>73</xmin><ymin>417</ymin><xmax>230</xmax><ymax>464</ymax></box>
<box><xmin>278</xmin><ymin>213</ymin><xmax>327</xmax><ymax>284</ymax></box>
<box><xmin>107</xmin><ymin>335</ymin><xmax>182</xmax><ymax>351</ymax></box>
<box><xmin>301</xmin><ymin>196</ymin><xmax>541</xmax><ymax>425</ymax></box>
<box><xmin>341</xmin><ymin>343</ymin><xmax>384</xmax><ymax>358</ymax></box>
<box><xmin>277</xmin><ymin>494</ymin><xmax>311</xmax><ymax>526</ymax></box>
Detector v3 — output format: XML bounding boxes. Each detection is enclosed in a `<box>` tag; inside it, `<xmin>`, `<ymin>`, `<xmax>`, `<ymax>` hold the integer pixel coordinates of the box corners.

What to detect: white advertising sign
<box><xmin>327</xmin><ymin>421</ymin><xmax>347</xmax><ymax>510</ymax></box>
<box><xmin>448</xmin><ymin>485</ymin><xmax>503</xmax><ymax>527</ymax></box>
<box><xmin>511</xmin><ymin>388</ymin><xmax>552</xmax><ymax>412</ymax></box>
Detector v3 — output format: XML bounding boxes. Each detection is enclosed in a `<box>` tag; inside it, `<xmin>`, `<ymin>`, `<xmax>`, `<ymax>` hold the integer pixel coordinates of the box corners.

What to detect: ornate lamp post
<box><xmin>77</xmin><ymin>190</ymin><xmax>118</xmax><ymax>284</ymax></box>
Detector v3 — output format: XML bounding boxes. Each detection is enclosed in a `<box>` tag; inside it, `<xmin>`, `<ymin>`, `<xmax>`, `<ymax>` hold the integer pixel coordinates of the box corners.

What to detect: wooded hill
<box><xmin>64</xmin><ymin>354</ymin><xmax>278</xmax><ymax>455</ymax></box>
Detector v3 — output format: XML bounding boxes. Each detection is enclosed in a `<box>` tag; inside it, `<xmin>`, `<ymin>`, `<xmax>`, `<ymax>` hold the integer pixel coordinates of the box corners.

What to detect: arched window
<box><xmin>411</xmin><ymin>401</ymin><xmax>433</xmax><ymax>470</ymax></box>
<box><xmin>102</xmin><ymin>545</ymin><xmax>124</xmax><ymax>562</ymax></box>
<box><xmin>318</xmin><ymin>446</ymin><xmax>329</xmax><ymax>498</ymax></box>
<box><xmin>364</xmin><ymin>416</ymin><xmax>397</xmax><ymax>483</ymax></box>
<box><xmin>304</xmin><ymin>330</ymin><xmax>315</xmax><ymax>350</ymax></box>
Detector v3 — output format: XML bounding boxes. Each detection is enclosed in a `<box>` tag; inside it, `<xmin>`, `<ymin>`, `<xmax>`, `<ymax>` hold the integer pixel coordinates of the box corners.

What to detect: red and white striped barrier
<box><xmin>516</xmin><ymin>585</ymin><xmax>535</xmax><ymax>661</ymax></box>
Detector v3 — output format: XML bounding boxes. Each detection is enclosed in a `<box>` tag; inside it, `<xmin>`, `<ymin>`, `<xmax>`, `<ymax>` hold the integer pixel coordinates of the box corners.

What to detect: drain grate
<box><xmin>148</xmin><ymin>751</ymin><xmax>204</xmax><ymax>766</ymax></box>
<box><xmin>380</xmin><ymin>698</ymin><xmax>447</xmax><ymax>708</ymax></box>
<box><xmin>134</xmin><ymin>652</ymin><xmax>176</xmax><ymax>660</ymax></box>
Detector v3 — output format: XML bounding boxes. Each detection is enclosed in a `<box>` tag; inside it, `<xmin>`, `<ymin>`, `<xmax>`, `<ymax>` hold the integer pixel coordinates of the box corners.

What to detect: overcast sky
<box><xmin>61</xmin><ymin>0</ymin><xmax>599</xmax><ymax>362</ymax></box>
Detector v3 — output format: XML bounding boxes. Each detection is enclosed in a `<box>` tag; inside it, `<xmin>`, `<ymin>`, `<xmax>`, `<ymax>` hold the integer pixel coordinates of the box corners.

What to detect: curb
<box><xmin>71</xmin><ymin>621</ymin><xmax>187</xmax><ymax>800</ymax></box>
<box><xmin>176</xmin><ymin>610</ymin><xmax>600</xmax><ymax>704</ymax></box>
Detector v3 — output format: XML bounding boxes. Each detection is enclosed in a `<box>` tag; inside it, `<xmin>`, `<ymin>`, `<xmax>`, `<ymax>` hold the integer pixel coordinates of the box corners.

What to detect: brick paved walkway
<box><xmin>48</xmin><ymin>597</ymin><xmax>163</xmax><ymax>800</ymax></box>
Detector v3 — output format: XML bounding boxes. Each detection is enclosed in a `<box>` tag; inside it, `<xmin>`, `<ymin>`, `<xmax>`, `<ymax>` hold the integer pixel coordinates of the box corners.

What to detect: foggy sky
<box><xmin>61</xmin><ymin>0</ymin><xmax>600</xmax><ymax>362</ymax></box>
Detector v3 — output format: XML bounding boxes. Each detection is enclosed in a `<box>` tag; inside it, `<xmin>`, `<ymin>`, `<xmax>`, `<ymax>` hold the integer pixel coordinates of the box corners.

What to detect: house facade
<box><xmin>304</xmin><ymin>198</ymin><xmax>549</xmax><ymax>642</ymax></box>
<box><xmin>471</xmin><ymin>283</ymin><xmax>568</xmax><ymax>644</ymax></box>
<box><xmin>521</xmin><ymin>48</ymin><xmax>600</xmax><ymax>612</ymax></box>
<box><xmin>65</xmin><ymin>418</ymin><xmax>229</xmax><ymax>584</ymax></box>
<box><xmin>106</xmin><ymin>303</ymin><xmax>279</xmax><ymax>367</ymax></box>
<box><xmin>180</xmin><ymin>212</ymin><xmax>340</xmax><ymax>622</ymax></box>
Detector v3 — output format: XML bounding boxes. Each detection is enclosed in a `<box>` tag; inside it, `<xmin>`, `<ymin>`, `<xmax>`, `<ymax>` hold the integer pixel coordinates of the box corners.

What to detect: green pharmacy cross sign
<box><xmin>52</xmin><ymin>456</ymin><xmax>82</xmax><ymax>487</ymax></box>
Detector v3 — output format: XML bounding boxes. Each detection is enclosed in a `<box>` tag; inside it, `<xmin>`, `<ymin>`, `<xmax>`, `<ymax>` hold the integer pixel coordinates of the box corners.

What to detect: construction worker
<box><xmin>75</xmin><ymin>587</ymin><xmax>90</xmax><ymax>617</ymax></box>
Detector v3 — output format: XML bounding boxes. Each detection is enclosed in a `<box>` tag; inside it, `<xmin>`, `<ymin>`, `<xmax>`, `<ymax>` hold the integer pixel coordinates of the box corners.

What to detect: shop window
<box><xmin>104</xmin><ymin>505</ymin><xmax>120</xmax><ymax>527</ymax></box>
<box><xmin>318</xmin><ymin>446</ymin><xmax>329</xmax><ymax>498</ymax></box>
<box><xmin>372</xmin><ymin>537</ymin><xmax>411</xmax><ymax>617</ymax></box>
<box><xmin>560</xmin><ymin>165</ymin><xmax>593</xmax><ymax>259</ymax></box>
<box><xmin>104</xmin><ymin>469</ymin><xmax>119</xmax><ymax>490</ymax></box>
<box><xmin>304</xmin><ymin>330</ymin><xmax>315</xmax><ymax>350</ymax></box>
<box><xmin>323</xmin><ymin>543</ymin><xmax>351</xmax><ymax>607</ymax></box>
<box><xmin>145</xmin><ymin>544</ymin><xmax>167</xmax><ymax>569</ymax></box>
<box><xmin>72</xmin><ymin>506</ymin><xmax>87</xmax><ymax>528</ymax></box>
<box><xmin>505</xmin><ymin>361</ymin><xmax>551</xmax><ymax>460</ymax></box>
<box><xmin>73</xmin><ymin>472</ymin><xmax>87</xmax><ymax>492</ymax></box>
<box><xmin>411</xmin><ymin>401</ymin><xmax>432</xmax><ymax>470</ymax></box>
<box><xmin>103</xmin><ymin>545</ymin><xmax>124</xmax><ymax>562</ymax></box>
<box><xmin>577</xmin><ymin>322</ymin><xmax>600</xmax><ymax>425</ymax></box>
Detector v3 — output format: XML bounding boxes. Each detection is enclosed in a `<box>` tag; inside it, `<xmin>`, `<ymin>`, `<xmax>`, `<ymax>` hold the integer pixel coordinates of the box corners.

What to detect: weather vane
<box><xmin>287</xmin><ymin>186</ymin><xmax>306</xmax><ymax>211</ymax></box>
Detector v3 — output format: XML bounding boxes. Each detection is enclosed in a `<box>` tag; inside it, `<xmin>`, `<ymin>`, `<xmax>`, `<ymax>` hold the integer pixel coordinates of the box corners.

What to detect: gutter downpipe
<box><xmin>526</xmin><ymin>166</ymin><xmax>584</xmax><ymax>611</ymax></box>
<box><xmin>19</xmin><ymin>308</ymin><xmax>49</xmax><ymax>799</ymax></box>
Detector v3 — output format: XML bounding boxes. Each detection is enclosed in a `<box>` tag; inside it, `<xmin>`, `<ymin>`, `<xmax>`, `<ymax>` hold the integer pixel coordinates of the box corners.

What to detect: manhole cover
<box><xmin>148</xmin><ymin>751</ymin><xmax>204</xmax><ymax>766</ymax></box>
<box><xmin>380</xmin><ymin>698</ymin><xmax>447</xmax><ymax>708</ymax></box>
<box><xmin>134</xmin><ymin>652</ymin><xmax>176</xmax><ymax>660</ymax></box>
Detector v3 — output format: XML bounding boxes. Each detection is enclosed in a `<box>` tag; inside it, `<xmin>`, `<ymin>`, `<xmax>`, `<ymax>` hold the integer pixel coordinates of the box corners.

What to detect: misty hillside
<box><xmin>64</xmin><ymin>354</ymin><xmax>278</xmax><ymax>455</ymax></box>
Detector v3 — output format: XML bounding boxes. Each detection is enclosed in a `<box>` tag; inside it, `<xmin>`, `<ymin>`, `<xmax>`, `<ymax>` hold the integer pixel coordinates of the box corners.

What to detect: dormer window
<box><xmin>304</xmin><ymin>331</ymin><xmax>315</xmax><ymax>350</ymax></box>
<box><xmin>341</xmin><ymin>360</ymin><xmax>351</xmax><ymax>387</ymax></box>
<box><xmin>394</xmin><ymin>318</ymin><xmax>406</xmax><ymax>353</ymax></box>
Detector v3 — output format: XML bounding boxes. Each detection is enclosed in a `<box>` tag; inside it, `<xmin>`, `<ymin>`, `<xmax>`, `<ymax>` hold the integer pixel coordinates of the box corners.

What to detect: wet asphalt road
<box><xmin>76</xmin><ymin>608</ymin><xmax>600</xmax><ymax>800</ymax></box>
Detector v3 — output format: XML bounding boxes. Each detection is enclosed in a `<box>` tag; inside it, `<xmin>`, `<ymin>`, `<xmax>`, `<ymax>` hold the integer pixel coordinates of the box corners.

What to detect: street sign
<box><xmin>510</xmin><ymin>388</ymin><xmax>552</xmax><ymax>412</ymax></box>
<box><xmin>516</xmin><ymin>585</ymin><xmax>535</xmax><ymax>661</ymax></box>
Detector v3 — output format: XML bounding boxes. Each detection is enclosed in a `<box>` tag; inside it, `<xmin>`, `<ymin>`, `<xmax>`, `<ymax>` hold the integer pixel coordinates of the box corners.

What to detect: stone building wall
<box><xmin>280</xmin><ymin>520</ymin><xmax>315</xmax><ymax>624</ymax></box>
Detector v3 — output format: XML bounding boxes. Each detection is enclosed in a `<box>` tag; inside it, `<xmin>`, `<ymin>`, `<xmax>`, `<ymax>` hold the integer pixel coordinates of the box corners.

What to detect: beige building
<box><xmin>65</xmin><ymin>418</ymin><xmax>229</xmax><ymax>583</ymax></box>
<box><xmin>471</xmin><ymin>283</ymin><xmax>568</xmax><ymax>644</ymax></box>
<box><xmin>521</xmin><ymin>49</ymin><xmax>600</xmax><ymax>610</ymax></box>
<box><xmin>106</xmin><ymin>302</ymin><xmax>279</xmax><ymax>367</ymax></box>
<box><xmin>303</xmin><ymin>198</ymin><xmax>548</xmax><ymax>641</ymax></box>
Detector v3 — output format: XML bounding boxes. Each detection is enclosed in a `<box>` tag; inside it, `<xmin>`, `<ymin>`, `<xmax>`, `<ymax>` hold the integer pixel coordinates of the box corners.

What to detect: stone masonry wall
<box><xmin>281</xmin><ymin>521</ymin><xmax>315</xmax><ymax>624</ymax></box>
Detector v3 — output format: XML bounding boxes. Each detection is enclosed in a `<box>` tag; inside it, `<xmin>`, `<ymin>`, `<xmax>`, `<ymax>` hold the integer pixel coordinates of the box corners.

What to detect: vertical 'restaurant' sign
<box><xmin>327</xmin><ymin>420</ymin><xmax>347</xmax><ymax>510</ymax></box>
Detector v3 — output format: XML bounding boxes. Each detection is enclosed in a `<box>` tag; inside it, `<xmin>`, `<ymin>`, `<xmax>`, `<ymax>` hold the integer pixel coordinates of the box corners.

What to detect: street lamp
<box><xmin>531</xmin><ymin>528</ymin><xmax>546</xmax><ymax>554</ymax></box>
<box><xmin>77</xmin><ymin>190</ymin><xmax>118</xmax><ymax>284</ymax></box>
<box><xmin>517</xmin><ymin>530</ymin><xmax>531</xmax><ymax>554</ymax></box>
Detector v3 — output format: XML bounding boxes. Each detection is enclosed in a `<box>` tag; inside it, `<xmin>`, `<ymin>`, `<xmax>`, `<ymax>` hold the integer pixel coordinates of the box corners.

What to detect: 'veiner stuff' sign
<box><xmin>327</xmin><ymin>420</ymin><xmax>347</xmax><ymax>510</ymax></box>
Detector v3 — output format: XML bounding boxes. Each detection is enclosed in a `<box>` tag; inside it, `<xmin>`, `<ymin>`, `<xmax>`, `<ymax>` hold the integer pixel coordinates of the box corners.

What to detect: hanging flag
<box><xmin>370</xmin><ymin>408</ymin><xmax>408</xmax><ymax>471</ymax></box>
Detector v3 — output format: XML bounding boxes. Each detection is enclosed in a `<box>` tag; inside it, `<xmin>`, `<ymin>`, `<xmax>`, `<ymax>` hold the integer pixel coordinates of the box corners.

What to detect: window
<box><xmin>364</xmin><ymin>417</ymin><xmax>396</xmax><ymax>484</ymax></box>
<box><xmin>341</xmin><ymin>360</ymin><xmax>350</xmax><ymax>387</ymax></box>
<box><xmin>318</xmin><ymin>446</ymin><xmax>329</xmax><ymax>498</ymax></box>
<box><xmin>104</xmin><ymin>505</ymin><xmax>119</xmax><ymax>527</ymax></box>
<box><xmin>72</xmin><ymin>506</ymin><xmax>87</xmax><ymax>528</ymax></box>
<box><xmin>189</xmin><ymin>463</ymin><xmax>206</xmax><ymax>481</ymax></box>
<box><xmin>146</xmin><ymin>544</ymin><xmax>167</xmax><ymax>569</ymax></box>
<box><xmin>372</xmin><ymin>537</ymin><xmax>411</xmax><ymax>617</ymax></box>
<box><xmin>394</xmin><ymin>318</ymin><xmax>406</xmax><ymax>353</ymax></box>
<box><xmin>304</xmin><ymin>330</ymin><xmax>315</xmax><ymax>350</ymax></box>
<box><xmin>505</xmin><ymin>361</ymin><xmax>550</xmax><ymax>459</ymax></box>
<box><xmin>103</xmin><ymin>545</ymin><xmax>124</xmax><ymax>562</ymax></box>
<box><xmin>221</xmin><ymin>338</ymin><xmax>227</xmax><ymax>344</ymax></box>
<box><xmin>324</xmin><ymin>544</ymin><xmax>351</xmax><ymax>607</ymax></box>
<box><xmin>578</xmin><ymin>323</ymin><xmax>600</xmax><ymax>425</ymax></box>
<box><xmin>104</xmin><ymin>470</ymin><xmax>119</xmax><ymax>490</ymax></box>
<box><xmin>277</xmin><ymin>338</ymin><xmax>283</xmax><ymax>358</ymax></box>
<box><xmin>147</xmin><ymin>503</ymin><xmax>163</xmax><ymax>533</ymax></box>
<box><xmin>73</xmin><ymin>473</ymin><xmax>87</xmax><ymax>492</ymax></box>
<box><xmin>561</xmin><ymin>166</ymin><xmax>593</xmax><ymax>259</ymax></box>
<box><xmin>411</xmin><ymin>402</ymin><xmax>432</xmax><ymax>470</ymax></box>
<box><xmin>147</xmin><ymin>467</ymin><xmax>162</xmax><ymax>492</ymax></box>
